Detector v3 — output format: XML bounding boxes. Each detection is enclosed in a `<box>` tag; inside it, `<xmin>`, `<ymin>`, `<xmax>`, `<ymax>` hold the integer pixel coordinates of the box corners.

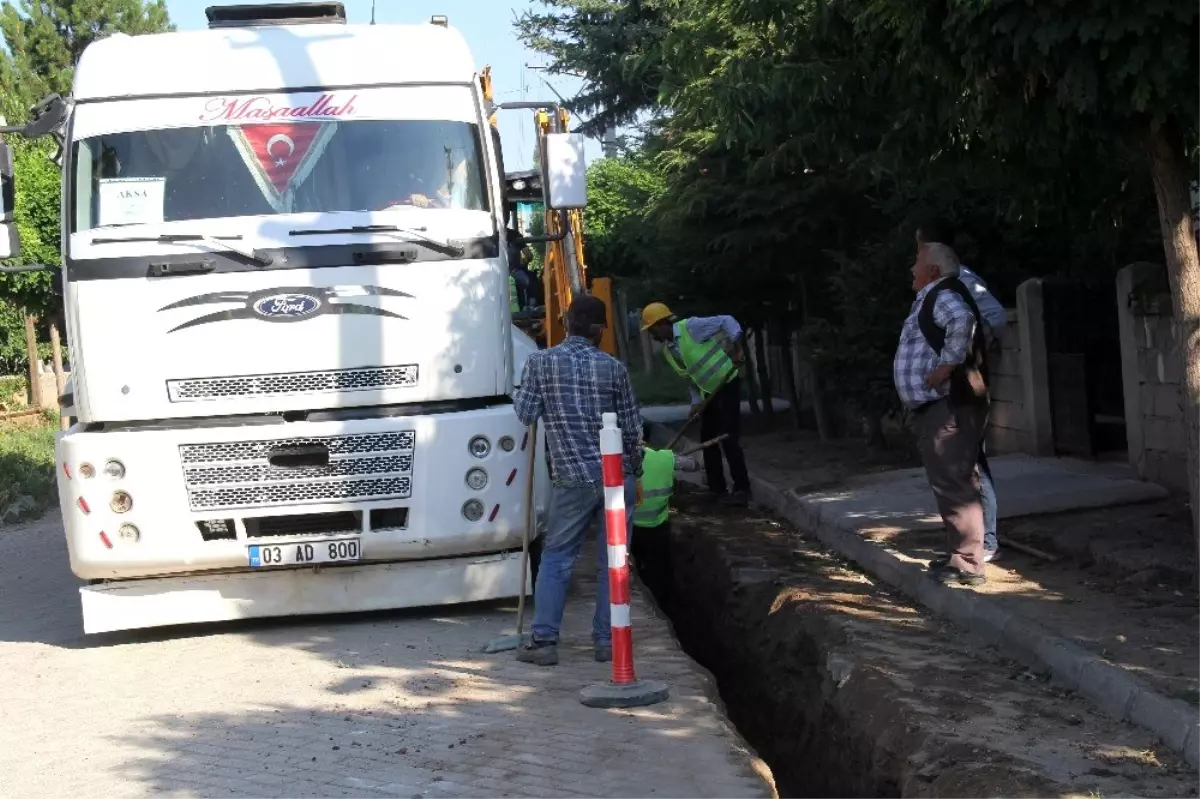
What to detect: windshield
<box><xmin>71</xmin><ymin>118</ymin><xmax>489</xmax><ymax>232</ymax></box>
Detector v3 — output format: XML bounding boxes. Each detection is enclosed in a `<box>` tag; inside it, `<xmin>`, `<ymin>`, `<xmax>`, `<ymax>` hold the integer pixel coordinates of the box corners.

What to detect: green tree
<box><xmin>583</xmin><ymin>154</ymin><xmax>664</xmax><ymax>280</ymax></box>
<box><xmin>516</xmin><ymin>0</ymin><xmax>674</xmax><ymax>136</ymax></box>
<box><xmin>519</xmin><ymin>0</ymin><xmax>1176</xmax><ymax>430</ymax></box>
<box><xmin>0</xmin><ymin>0</ymin><xmax>173</xmax><ymax>376</ymax></box>
<box><xmin>0</xmin><ymin>0</ymin><xmax>173</xmax><ymax>110</ymax></box>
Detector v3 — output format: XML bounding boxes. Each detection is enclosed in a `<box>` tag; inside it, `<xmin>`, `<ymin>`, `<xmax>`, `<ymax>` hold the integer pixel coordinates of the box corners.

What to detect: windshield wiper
<box><xmin>287</xmin><ymin>224</ymin><xmax>465</xmax><ymax>258</ymax></box>
<box><xmin>89</xmin><ymin>232</ymin><xmax>275</xmax><ymax>267</ymax></box>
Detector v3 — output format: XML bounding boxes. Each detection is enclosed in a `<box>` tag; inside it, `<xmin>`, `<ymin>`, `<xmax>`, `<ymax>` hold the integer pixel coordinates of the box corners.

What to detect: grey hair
<box><xmin>922</xmin><ymin>242</ymin><xmax>960</xmax><ymax>278</ymax></box>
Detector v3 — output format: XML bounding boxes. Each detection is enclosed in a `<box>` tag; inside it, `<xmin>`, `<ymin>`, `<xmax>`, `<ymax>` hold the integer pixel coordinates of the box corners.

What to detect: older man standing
<box><xmin>894</xmin><ymin>243</ymin><xmax>991</xmax><ymax>585</ymax></box>
<box><xmin>513</xmin><ymin>294</ymin><xmax>643</xmax><ymax>666</ymax></box>
<box><xmin>916</xmin><ymin>221</ymin><xmax>1006</xmax><ymax>562</ymax></box>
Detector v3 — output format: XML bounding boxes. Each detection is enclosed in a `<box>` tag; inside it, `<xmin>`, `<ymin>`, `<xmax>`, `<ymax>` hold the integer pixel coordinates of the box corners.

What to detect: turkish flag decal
<box><xmin>238</xmin><ymin>123</ymin><xmax>324</xmax><ymax>192</ymax></box>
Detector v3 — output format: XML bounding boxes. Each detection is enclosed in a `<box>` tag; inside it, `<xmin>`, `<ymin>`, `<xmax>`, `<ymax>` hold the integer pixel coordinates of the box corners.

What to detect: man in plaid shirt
<box><xmin>894</xmin><ymin>242</ymin><xmax>990</xmax><ymax>585</ymax></box>
<box><xmin>513</xmin><ymin>295</ymin><xmax>643</xmax><ymax>666</ymax></box>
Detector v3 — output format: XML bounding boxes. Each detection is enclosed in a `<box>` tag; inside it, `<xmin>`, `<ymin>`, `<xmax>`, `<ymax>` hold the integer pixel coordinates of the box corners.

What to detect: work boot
<box><xmin>594</xmin><ymin>644</ymin><xmax>612</xmax><ymax>663</ymax></box>
<box><xmin>929</xmin><ymin>564</ymin><xmax>986</xmax><ymax>587</ymax></box>
<box><xmin>516</xmin><ymin>640</ymin><xmax>559</xmax><ymax>666</ymax></box>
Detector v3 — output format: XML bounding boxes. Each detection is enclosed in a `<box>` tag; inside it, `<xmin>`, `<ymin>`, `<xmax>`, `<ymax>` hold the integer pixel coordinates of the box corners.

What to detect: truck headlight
<box><xmin>462</xmin><ymin>499</ymin><xmax>485</xmax><ymax>522</ymax></box>
<box><xmin>469</xmin><ymin>436</ymin><xmax>491</xmax><ymax>458</ymax></box>
<box><xmin>110</xmin><ymin>491</ymin><xmax>133</xmax><ymax>514</ymax></box>
<box><xmin>466</xmin><ymin>468</ymin><xmax>488</xmax><ymax>491</ymax></box>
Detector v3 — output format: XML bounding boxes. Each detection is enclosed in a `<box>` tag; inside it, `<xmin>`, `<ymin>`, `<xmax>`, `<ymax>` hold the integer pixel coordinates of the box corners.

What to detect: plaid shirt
<box><xmin>514</xmin><ymin>336</ymin><xmax>643</xmax><ymax>486</ymax></box>
<box><xmin>893</xmin><ymin>278</ymin><xmax>977</xmax><ymax>409</ymax></box>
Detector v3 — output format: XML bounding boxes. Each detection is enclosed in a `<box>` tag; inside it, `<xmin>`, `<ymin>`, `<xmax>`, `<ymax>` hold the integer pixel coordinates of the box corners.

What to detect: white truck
<box><xmin>0</xmin><ymin>1</ymin><xmax>591</xmax><ymax>634</ymax></box>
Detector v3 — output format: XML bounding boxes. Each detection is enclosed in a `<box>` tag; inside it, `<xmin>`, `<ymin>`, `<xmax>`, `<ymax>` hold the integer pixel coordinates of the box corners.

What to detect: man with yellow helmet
<box><xmin>641</xmin><ymin>302</ymin><xmax>750</xmax><ymax>506</ymax></box>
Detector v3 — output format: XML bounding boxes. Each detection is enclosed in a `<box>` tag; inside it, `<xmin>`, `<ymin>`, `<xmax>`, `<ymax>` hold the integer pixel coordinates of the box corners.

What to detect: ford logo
<box><xmin>252</xmin><ymin>293</ymin><xmax>322</xmax><ymax>320</ymax></box>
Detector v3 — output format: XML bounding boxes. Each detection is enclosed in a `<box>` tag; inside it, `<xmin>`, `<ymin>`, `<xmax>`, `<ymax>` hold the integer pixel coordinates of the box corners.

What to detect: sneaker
<box><xmin>983</xmin><ymin>546</ymin><xmax>1001</xmax><ymax>563</ymax></box>
<box><xmin>930</xmin><ymin>564</ymin><xmax>987</xmax><ymax>586</ymax></box>
<box><xmin>594</xmin><ymin>644</ymin><xmax>612</xmax><ymax>663</ymax></box>
<box><xmin>516</xmin><ymin>640</ymin><xmax>559</xmax><ymax>666</ymax></box>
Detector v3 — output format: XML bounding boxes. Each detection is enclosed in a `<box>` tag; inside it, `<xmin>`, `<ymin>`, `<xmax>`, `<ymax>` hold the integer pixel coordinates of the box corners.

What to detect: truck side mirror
<box><xmin>0</xmin><ymin>138</ymin><xmax>20</xmax><ymax>260</ymax></box>
<box><xmin>541</xmin><ymin>133</ymin><xmax>587</xmax><ymax>210</ymax></box>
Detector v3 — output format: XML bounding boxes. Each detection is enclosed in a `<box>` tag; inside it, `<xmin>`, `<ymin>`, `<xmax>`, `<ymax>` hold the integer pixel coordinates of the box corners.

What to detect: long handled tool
<box><xmin>483</xmin><ymin>421</ymin><xmax>540</xmax><ymax>654</ymax></box>
<box><xmin>677</xmin><ymin>433</ymin><xmax>728</xmax><ymax>458</ymax></box>
<box><xmin>665</xmin><ymin>391</ymin><xmax>718</xmax><ymax>450</ymax></box>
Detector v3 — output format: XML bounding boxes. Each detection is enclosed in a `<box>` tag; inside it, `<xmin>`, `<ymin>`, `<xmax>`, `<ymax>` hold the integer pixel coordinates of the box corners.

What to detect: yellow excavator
<box><xmin>480</xmin><ymin>67</ymin><xmax>617</xmax><ymax>356</ymax></box>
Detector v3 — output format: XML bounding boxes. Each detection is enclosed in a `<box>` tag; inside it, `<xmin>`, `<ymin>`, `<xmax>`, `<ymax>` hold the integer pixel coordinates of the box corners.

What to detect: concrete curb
<box><xmin>666</xmin><ymin>428</ymin><xmax>1199</xmax><ymax>768</ymax></box>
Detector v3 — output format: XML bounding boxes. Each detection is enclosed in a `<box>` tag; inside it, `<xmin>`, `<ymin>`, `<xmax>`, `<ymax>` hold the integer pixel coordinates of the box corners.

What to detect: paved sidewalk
<box><xmin>729</xmin><ymin>448</ymin><xmax>1200</xmax><ymax>769</ymax></box>
<box><xmin>0</xmin><ymin>512</ymin><xmax>773</xmax><ymax>798</ymax></box>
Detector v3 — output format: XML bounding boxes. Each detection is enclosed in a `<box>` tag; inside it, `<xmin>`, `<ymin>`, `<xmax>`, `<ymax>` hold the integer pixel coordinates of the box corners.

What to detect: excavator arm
<box><xmin>482</xmin><ymin>66</ymin><xmax>616</xmax><ymax>355</ymax></box>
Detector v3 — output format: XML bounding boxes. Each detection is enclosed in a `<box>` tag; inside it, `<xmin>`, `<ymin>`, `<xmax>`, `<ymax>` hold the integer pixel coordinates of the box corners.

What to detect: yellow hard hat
<box><xmin>640</xmin><ymin>302</ymin><xmax>674</xmax><ymax>330</ymax></box>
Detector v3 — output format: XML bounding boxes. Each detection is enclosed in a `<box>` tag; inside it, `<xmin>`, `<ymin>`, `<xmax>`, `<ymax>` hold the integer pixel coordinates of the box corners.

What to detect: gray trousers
<box><xmin>915</xmin><ymin>398</ymin><xmax>989</xmax><ymax>575</ymax></box>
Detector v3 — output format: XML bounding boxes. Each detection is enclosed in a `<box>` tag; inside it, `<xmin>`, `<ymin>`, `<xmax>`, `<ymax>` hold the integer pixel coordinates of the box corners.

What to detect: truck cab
<box><xmin>0</xmin><ymin>2</ymin><xmax>589</xmax><ymax>634</ymax></box>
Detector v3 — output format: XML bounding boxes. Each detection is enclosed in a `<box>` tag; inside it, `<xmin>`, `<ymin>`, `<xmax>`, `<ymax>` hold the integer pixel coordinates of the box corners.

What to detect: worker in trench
<box><xmin>512</xmin><ymin>294</ymin><xmax>644</xmax><ymax>667</ymax></box>
<box><xmin>640</xmin><ymin>303</ymin><xmax>752</xmax><ymax>506</ymax></box>
<box><xmin>630</xmin><ymin>423</ymin><xmax>701</xmax><ymax>608</ymax></box>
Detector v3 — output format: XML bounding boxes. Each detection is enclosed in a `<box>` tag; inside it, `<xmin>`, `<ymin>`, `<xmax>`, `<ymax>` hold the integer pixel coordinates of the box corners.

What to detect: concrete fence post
<box><xmin>1016</xmin><ymin>278</ymin><xmax>1054</xmax><ymax>456</ymax></box>
<box><xmin>1117</xmin><ymin>265</ymin><xmax>1153</xmax><ymax>477</ymax></box>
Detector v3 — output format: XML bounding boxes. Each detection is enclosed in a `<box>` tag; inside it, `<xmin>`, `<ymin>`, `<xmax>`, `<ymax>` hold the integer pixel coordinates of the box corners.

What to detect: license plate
<box><xmin>248</xmin><ymin>538</ymin><xmax>360</xmax><ymax>568</ymax></box>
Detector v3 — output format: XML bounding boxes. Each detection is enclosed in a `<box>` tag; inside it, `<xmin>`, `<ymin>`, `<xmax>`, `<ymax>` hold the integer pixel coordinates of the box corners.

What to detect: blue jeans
<box><xmin>531</xmin><ymin>476</ymin><xmax>637</xmax><ymax>646</ymax></box>
<box><xmin>980</xmin><ymin>466</ymin><xmax>998</xmax><ymax>550</ymax></box>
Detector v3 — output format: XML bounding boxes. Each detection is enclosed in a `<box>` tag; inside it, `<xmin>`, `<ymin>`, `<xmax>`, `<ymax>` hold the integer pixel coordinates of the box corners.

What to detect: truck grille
<box><xmin>166</xmin><ymin>365</ymin><xmax>419</xmax><ymax>402</ymax></box>
<box><xmin>180</xmin><ymin>431</ymin><xmax>416</xmax><ymax>511</ymax></box>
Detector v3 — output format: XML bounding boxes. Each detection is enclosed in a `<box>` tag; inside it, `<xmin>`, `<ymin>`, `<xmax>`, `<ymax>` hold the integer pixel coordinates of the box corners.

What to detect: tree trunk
<box><xmin>614</xmin><ymin>289</ymin><xmax>631</xmax><ymax>364</ymax></box>
<box><xmin>807</xmin><ymin>360</ymin><xmax>834</xmax><ymax>441</ymax></box>
<box><xmin>744</xmin><ymin>329</ymin><xmax>763</xmax><ymax>414</ymax></box>
<box><xmin>1147</xmin><ymin>120</ymin><xmax>1200</xmax><ymax>546</ymax></box>
<box><xmin>24</xmin><ymin>313</ymin><xmax>41</xmax><ymax>410</ymax></box>
<box><xmin>778</xmin><ymin>326</ymin><xmax>803</xmax><ymax>430</ymax></box>
<box><xmin>753</xmin><ymin>327</ymin><xmax>774</xmax><ymax>415</ymax></box>
<box><xmin>50</xmin><ymin>321</ymin><xmax>68</xmax><ymax>431</ymax></box>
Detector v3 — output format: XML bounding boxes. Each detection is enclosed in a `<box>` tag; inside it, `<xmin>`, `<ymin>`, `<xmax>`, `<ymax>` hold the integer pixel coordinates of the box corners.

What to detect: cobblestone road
<box><xmin>0</xmin><ymin>513</ymin><xmax>772</xmax><ymax>798</ymax></box>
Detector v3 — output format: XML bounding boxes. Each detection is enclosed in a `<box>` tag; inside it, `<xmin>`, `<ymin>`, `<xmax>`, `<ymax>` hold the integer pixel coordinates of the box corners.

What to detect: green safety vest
<box><xmin>663</xmin><ymin>319</ymin><xmax>737</xmax><ymax>398</ymax></box>
<box><xmin>509</xmin><ymin>275</ymin><xmax>520</xmax><ymax>313</ymax></box>
<box><xmin>634</xmin><ymin>447</ymin><xmax>675</xmax><ymax>528</ymax></box>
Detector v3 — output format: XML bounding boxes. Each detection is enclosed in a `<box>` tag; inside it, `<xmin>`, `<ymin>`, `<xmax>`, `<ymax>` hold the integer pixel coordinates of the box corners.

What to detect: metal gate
<box><xmin>1041</xmin><ymin>278</ymin><xmax>1127</xmax><ymax>457</ymax></box>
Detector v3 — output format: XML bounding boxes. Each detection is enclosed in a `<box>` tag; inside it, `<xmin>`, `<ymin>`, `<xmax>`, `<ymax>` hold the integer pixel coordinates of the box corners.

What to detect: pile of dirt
<box><xmin>637</xmin><ymin>486</ymin><xmax>1196</xmax><ymax>798</ymax></box>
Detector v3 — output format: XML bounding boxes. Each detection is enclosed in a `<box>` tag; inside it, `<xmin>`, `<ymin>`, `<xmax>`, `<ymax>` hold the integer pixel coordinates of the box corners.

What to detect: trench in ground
<box><xmin>631</xmin><ymin>486</ymin><xmax>1196</xmax><ymax>799</ymax></box>
<box><xmin>632</xmin><ymin>487</ymin><xmax>902</xmax><ymax>798</ymax></box>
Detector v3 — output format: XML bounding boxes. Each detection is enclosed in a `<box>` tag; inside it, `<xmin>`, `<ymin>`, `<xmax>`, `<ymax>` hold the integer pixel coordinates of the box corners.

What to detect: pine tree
<box><xmin>0</xmin><ymin>0</ymin><xmax>173</xmax><ymax>120</ymax></box>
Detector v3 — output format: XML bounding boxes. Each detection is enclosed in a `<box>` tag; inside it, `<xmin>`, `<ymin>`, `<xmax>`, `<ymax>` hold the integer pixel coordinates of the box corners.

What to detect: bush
<box><xmin>0</xmin><ymin>418</ymin><xmax>57</xmax><ymax>521</ymax></box>
<box><xmin>631</xmin><ymin>366</ymin><xmax>691</xmax><ymax>406</ymax></box>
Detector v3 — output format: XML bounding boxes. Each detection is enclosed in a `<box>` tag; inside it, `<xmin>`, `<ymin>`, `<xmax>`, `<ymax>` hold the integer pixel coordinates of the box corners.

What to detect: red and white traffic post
<box><xmin>580</xmin><ymin>412</ymin><xmax>669</xmax><ymax>709</ymax></box>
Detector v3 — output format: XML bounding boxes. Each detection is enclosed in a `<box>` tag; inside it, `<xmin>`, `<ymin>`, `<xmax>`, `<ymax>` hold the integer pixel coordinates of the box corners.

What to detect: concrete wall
<box><xmin>1117</xmin><ymin>263</ymin><xmax>1189</xmax><ymax>491</ymax></box>
<box><xmin>987</xmin><ymin>309</ymin><xmax>1030</xmax><ymax>454</ymax></box>
<box><xmin>0</xmin><ymin>369</ymin><xmax>69</xmax><ymax>412</ymax></box>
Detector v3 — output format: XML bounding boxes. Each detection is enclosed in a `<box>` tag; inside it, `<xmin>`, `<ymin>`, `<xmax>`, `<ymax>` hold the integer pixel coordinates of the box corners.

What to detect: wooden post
<box><xmin>50</xmin><ymin>321</ymin><xmax>68</xmax><ymax>430</ymax></box>
<box><xmin>753</xmin><ymin>326</ymin><xmax>774</xmax><ymax>415</ymax></box>
<box><xmin>24</xmin><ymin>312</ymin><xmax>41</xmax><ymax>410</ymax></box>
<box><xmin>778</xmin><ymin>326</ymin><xmax>804</xmax><ymax>430</ymax></box>
<box><xmin>614</xmin><ymin>288</ymin><xmax>632</xmax><ymax>364</ymax></box>
<box><xmin>744</xmin><ymin>329</ymin><xmax>762</xmax><ymax>414</ymax></box>
<box><xmin>640</xmin><ymin>328</ymin><xmax>654</xmax><ymax>375</ymax></box>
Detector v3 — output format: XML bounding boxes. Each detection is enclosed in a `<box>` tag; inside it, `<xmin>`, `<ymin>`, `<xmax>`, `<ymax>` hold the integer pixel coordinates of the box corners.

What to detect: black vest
<box><xmin>917</xmin><ymin>277</ymin><xmax>990</xmax><ymax>408</ymax></box>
